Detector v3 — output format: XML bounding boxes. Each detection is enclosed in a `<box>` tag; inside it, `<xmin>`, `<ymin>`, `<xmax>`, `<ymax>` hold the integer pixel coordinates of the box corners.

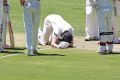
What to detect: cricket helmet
<box><xmin>59</xmin><ymin>30</ymin><xmax>73</xmax><ymax>43</ymax></box>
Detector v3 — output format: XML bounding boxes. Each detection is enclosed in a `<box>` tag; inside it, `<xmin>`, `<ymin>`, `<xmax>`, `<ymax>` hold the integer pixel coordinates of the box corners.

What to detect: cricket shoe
<box><xmin>106</xmin><ymin>44</ymin><xmax>113</xmax><ymax>54</ymax></box>
<box><xmin>2</xmin><ymin>44</ymin><xmax>11</xmax><ymax>49</ymax></box>
<box><xmin>0</xmin><ymin>48</ymin><xmax>4</xmax><ymax>52</ymax></box>
<box><xmin>113</xmin><ymin>40</ymin><xmax>120</xmax><ymax>44</ymax></box>
<box><xmin>107</xmin><ymin>50</ymin><xmax>113</xmax><ymax>54</ymax></box>
<box><xmin>33</xmin><ymin>50</ymin><xmax>39</xmax><ymax>54</ymax></box>
<box><xmin>27</xmin><ymin>50</ymin><xmax>36</xmax><ymax>56</ymax></box>
<box><xmin>84</xmin><ymin>36</ymin><xmax>92</xmax><ymax>41</ymax></box>
<box><xmin>97</xmin><ymin>50</ymin><xmax>106</xmax><ymax>55</ymax></box>
<box><xmin>85</xmin><ymin>36</ymin><xmax>99</xmax><ymax>41</ymax></box>
<box><xmin>91</xmin><ymin>36</ymin><xmax>99</xmax><ymax>41</ymax></box>
<box><xmin>34</xmin><ymin>50</ymin><xmax>40</xmax><ymax>55</ymax></box>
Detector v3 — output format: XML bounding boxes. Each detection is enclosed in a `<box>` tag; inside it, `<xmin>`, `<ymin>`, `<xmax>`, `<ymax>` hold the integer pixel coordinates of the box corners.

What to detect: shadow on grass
<box><xmin>34</xmin><ymin>53</ymin><xmax>66</xmax><ymax>56</ymax></box>
<box><xmin>2</xmin><ymin>51</ymin><xmax>24</xmax><ymax>54</ymax></box>
<box><xmin>5</xmin><ymin>47</ymin><xmax>26</xmax><ymax>50</ymax></box>
<box><xmin>2</xmin><ymin>51</ymin><xmax>65</xmax><ymax>57</ymax></box>
<box><xmin>1</xmin><ymin>47</ymin><xmax>26</xmax><ymax>54</ymax></box>
<box><xmin>101</xmin><ymin>52</ymin><xmax>120</xmax><ymax>55</ymax></box>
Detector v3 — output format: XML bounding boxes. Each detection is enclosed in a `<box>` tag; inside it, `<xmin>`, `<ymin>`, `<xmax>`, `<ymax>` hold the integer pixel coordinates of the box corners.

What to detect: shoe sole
<box><xmin>85</xmin><ymin>39</ymin><xmax>99</xmax><ymax>41</ymax></box>
<box><xmin>107</xmin><ymin>51</ymin><xmax>113</xmax><ymax>54</ymax></box>
<box><xmin>27</xmin><ymin>54</ymin><xmax>36</xmax><ymax>56</ymax></box>
<box><xmin>85</xmin><ymin>39</ymin><xmax>92</xmax><ymax>41</ymax></box>
<box><xmin>96</xmin><ymin>51</ymin><xmax>106</xmax><ymax>55</ymax></box>
<box><xmin>98</xmin><ymin>52</ymin><xmax>106</xmax><ymax>55</ymax></box>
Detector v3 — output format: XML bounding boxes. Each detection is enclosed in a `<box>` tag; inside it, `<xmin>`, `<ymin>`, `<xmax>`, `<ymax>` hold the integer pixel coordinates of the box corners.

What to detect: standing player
<box><xmin>112</xmin><ymin>0</ymin><xmax>120</xmax><ymax>43</ymax></box>
<box><xmin>38</xmin><ymin>14</ymin><xmax>74</xmax><ymax>49</ymax></box>
<box><xmin>85</xmin><ymin>0</ymin><xmax>99</xmax><ymax>41</ymax></box>
<box><xmin>20</xmin><ymin>0</ymin><xmax>40</xmax><ymax>56</ymax></box>
<box><xmin>90</xmin><ymin>0</ymin><xmax>114</xmax><ymax>54</ymax></box>
<box><xmin>2</xmin><ymin>0</ymin><xmax>11</xmax><ymax>48</ymax></box>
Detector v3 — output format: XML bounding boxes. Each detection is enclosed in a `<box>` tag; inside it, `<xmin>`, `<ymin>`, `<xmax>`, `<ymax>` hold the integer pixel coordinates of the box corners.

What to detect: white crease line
<box><xmin>0</xmin><ymin>48</ymin><xmax>52</xmax><ymax>59</ymax></box>
<box><xmin>0</xmin><ymin>54</ymin><xmax>19</xmax><ymax>59</ymax></box>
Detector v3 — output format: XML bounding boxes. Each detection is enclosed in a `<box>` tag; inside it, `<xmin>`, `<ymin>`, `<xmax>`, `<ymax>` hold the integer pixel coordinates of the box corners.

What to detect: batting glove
<box><xmin>57</xmin><ymin>41</ymin><xmax>69</xmax><ymax>49</ymax></box>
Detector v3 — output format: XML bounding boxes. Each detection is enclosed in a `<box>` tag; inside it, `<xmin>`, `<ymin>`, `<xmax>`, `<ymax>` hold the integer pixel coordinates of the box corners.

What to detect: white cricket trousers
<box><xmin>112</xmin><ymin>16</ymin><xmax>119</xmax><ymax>41</ymax></box>
<box><xmin>97</xmin><ymin>8</ymin><xmax>113</xmax><ymax>43</ymax></box>
<box><xmin>112</xmin><ymin>1</ymin><xmax>120</xmax><ymax>41</ymax></box>
<box><xmin>2</xmin><ymin>6</ymin><xmax>9</xmax><ymax>46</ymax></box>
<box><xmin>97</xmin><ymin>8</ymin><xmax>114</xmax><ymax>51</ymax></box>
<box><xmin>86</xmin><ymin>0</ymin><xmax>98</xmax><ymax>38</ymax></box>
<box><xmin>24</xmin><ymin>1</ymin><xmax>40</xmax><ymax>51</ymax></box>
<box><xmin>39</xmin><ymin>19</ymin><xmax>53</xmax><ymax>45</ymax></box>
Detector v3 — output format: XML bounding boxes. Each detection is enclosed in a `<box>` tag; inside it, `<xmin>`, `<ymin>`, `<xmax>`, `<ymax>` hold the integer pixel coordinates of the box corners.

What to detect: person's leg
<box><xmin>40</xmin><ymin>18</ymin><xmax>53</xmax><ymax>45</ymax></box>
<box><xmin>24</xmin><ymin>4</ymin><xmax>34</xmax><ymax>53</ymax></box>
<box><xmin>112</xmin><ymin>16</ymin><xmax>119</xmax><ymax>43</ymax></box>
<box><xmin>106</xmin><ymin>11</ymin><xmax>114</xmax><ymax>53</ymax></box>
<box><xmin>85</xmin><ymin>4</ymin><xmax>94</xmax><ymax>40</ymax></box>
<box><xmin>93</xmin><ymin>13</ymin><xmax>99</xmax><ymax>40</ymax></box>
<box><xmin>113</xmin><ymin>0</ymin><xmax>120</xmax><ymax>43</ymax></box>
<box><xmin>2</xmin><ymin>6</ymin><xmax>11</xmax><ymax>48</ymax></box>
<box><xmin>32</xmin><ymin>5</ymin><xmax>40</xmax><ymax>51</ymax></box>
<box><xmin>97</xmin><ymin>10</ymin><xmax>106</xmax><ymax>54</ymax></box>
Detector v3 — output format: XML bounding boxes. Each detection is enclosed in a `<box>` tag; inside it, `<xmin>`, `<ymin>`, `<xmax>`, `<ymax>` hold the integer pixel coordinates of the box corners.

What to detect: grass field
<box><xmin>1</xmin><ymin>0</ymin><xmax>120</xmax><ymax>80</ymax></box>
<box><xmin>10</xmin><ymin>0</ymin><xmax>85</xmax><ymax>35</ymax></box>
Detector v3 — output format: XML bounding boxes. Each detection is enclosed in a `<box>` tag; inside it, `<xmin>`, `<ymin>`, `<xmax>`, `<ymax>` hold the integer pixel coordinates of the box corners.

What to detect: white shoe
<box><xmin>85</xmin><ymin>36</ymin><xmax>99</xmax><ymax>41</ymax></box>
<box><xmin>85</xmin><ymin>36</ymin><xmax>92</xmax><ymax>41</ymax></box>
<box><xmin>107</xmin><ymin>50</ymin><xmax>112</xmax><ymax>53</ymax></box>
<box><xmin>27</xmin><ymin>50</ymin><xmax>36</xmax><ymax>56</ymax></box>
<box><xmin>97</xmin><ymin>50</ymin><xmax>106</xmax><ymax>55</ymax></box>
<box><xmin>98</xmin><ymin>46</ymin><xmax>106</xmax><ymax>55</ymax></box>
<box><xmin>2</xmin><ymin>44</ymin><xmax>11</xmax><ymax>49</ymax></box>
<box><xmin>106</xmin><ymin>44</ymin><xmax>113</xmax><ymax>53</ymax></box>
<box><xmin>113</xmin><ymin>40</ymin><xmax>120</xmax><ymax>44</ymax></box>
<box><xmin>92</xmin><ymin>36</ymin><xmax>99</xmax><ymax>41</ymax></box>
<box><xmin>0</xmin><ymin>48</ymin><xmax>4</xmax><ymax>52</ymax></box>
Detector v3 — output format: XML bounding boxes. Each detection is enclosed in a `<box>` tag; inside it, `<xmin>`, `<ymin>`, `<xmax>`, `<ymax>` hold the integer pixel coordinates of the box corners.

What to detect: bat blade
<box><xmin>8</xmin><ymin>21</ymin><xmax>14</xmax><ymax>48</ymax></box>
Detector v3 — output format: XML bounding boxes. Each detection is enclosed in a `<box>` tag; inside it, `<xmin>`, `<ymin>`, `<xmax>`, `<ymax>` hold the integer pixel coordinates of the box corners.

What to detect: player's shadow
<box><xmin>6</xmin><ymin>47</ymin><xmax>26</xmax><ymax>50</ymax></box>
<box><xmin>34</xmin><ymin>53</ymin><xmax>65</xmax><ymax>56</ymax></box>
<box><xmin>3</xmin><ymin>47</ymin><xmax>26</xmax><ymax>54</ymax></box>
<box><xmin>1</xmin><ymin>51</ymin><xmax>24</xmax><ymax>54</ymax></box>
<box><xmin>105</xmin><ymin>52</ymin><xmax>120</xmax><ymax>55</ymax></box>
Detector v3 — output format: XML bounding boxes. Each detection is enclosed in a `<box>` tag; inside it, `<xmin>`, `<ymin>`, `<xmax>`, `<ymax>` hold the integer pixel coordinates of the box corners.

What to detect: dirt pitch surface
<box><xmin>6</xmin><ymin>34</ymin><xmax>120</xmax><ymax>52</ymax></box>
<box><xmin>75</xmin><ymin>37</ymin><xmax>120</xmax><ymax>52</ymax></box>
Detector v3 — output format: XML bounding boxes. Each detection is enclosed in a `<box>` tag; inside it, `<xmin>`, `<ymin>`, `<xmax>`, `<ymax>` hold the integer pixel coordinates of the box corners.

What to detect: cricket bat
<box><xmin>20</xmin><ymin>0</ymin><xmax>25</xmax><ymax>6</ymax></box>
<box><xmin>7</xmin><ymin>13</ymin><xmax>15</xmax><ymax>48</ymax></box>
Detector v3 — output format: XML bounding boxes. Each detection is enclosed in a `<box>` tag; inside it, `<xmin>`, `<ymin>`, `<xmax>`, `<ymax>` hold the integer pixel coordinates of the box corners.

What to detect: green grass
<box><xmin>1</xmin><ymin>0</ymin><xmax>120</xmax><ymax>80</ymax></box>
<box><xmin>1</xmin><ymin>48</ymin><xmax>120</xmax><ymax>80</ymax></box>
<box><xmin>10</xmin><ymin>0</ymin><xmax>85</xmax><ymax>36</ymax></box>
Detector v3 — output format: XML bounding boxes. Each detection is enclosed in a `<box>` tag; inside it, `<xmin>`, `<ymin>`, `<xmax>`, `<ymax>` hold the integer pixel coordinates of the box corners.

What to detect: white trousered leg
<box><xmin>24</xmin><ymin>1</ymin><xmax>40</xmax><ymax>51</ymax></box>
